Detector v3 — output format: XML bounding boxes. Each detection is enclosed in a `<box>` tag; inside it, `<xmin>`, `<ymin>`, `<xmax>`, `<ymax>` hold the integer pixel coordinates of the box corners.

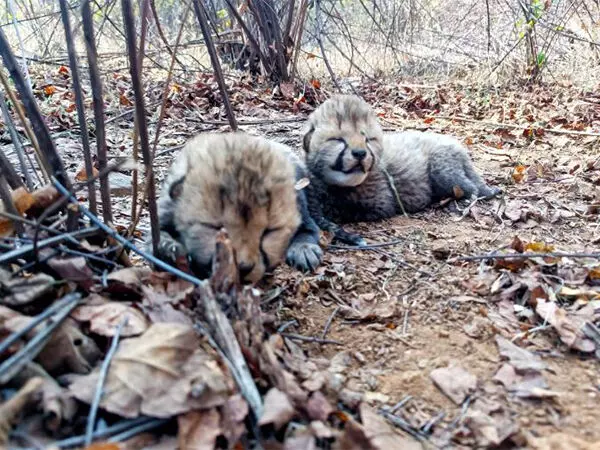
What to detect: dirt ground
<box><xmin>6</xmin><ymin>71</ymin><xmax>600</xmax><ymax>447</ymax></box>
<box><xmin>254</xmin><ymin>115</ymin><xmax>600</xmax><ymax>445</ymax></box>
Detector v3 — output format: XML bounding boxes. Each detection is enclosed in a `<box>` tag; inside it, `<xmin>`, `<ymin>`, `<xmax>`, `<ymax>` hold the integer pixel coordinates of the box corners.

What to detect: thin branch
<box><xmin>0</xmin><ymin>294</ymin><xmax>82</xmax><ymax>384</ymax></box>
<box><xmin>85</xmin><ymin>317</ymin><xmax>128</xmax><ymax>447</ymax></box>
<box><xmin>315</xmin><ymin>0</ymin><xmax>341</xmax><ymax>91</ymax></box>
<box><xmin>59</xmin><ymin>0</ymin><xmax>98</xmax><ymax>216</ymax></box>
<box><xmin>0</xmin><ymin>227</ymin><xmax>101</xmax><ymax>265</ymax></box>
<box><xmin>453</xmin><ymin>251</ymin><xmax>600</xmax><ymax>262</ymax></box>
<box><xmin>192</xmin><ymin>0</ymin><xmax>238</xmax><ymax>131</ymax></box>
<box><xmin>0</xmin><ymin>93</ymin><xmax>30</xmax><ymax>189</ymax></box>
<box><xmin>51</xmin><ymin>177</ymin><xmax>205</xmax><ymax>286</ymax></box>
<box><xmin>281</xmin><ymin>333</ymin><xmax>342</xmax><ymax>345</ymax></box>
<box><xmin>81</xmin><ymin>0</ymin><xmax>113</xmax><ymax>224</ymax></box>
<box><xmin>121</xmin><ymin>0</ymin><xmax>160</xmax><ymax>255</ymax></box>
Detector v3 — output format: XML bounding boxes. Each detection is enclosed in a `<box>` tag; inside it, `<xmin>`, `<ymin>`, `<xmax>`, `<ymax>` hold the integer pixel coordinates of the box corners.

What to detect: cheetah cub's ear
<box><xmin>168</xmin><ymin>177</ymin><xmax>185</xmax><ymax>200</ymax></box>
<box><xmin>302</xmin><ymin>124</ymin><xmax>315</xmax><ymax>153</ymax></box>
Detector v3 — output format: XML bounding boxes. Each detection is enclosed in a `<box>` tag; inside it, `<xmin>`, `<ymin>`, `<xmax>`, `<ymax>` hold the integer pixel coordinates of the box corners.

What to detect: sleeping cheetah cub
<box><xmin>302</xmin><ymin>94</ymin><xmax>500</xmax><ymax>244</ymax></box>
<box><xmin>155</xmin><ymin>132</ymin><xmax>322</xmax><ymax>283</ymax></box>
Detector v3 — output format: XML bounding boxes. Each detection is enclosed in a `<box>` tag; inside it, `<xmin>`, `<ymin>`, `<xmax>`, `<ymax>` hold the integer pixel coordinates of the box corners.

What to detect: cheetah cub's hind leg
<box><xmin>428</xmin><ymin>142</ymin><xmax>502</xmax><ymax>206</ymax></box>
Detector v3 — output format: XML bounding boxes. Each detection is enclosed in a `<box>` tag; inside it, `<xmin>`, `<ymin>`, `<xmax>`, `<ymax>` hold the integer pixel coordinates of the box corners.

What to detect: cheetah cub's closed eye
<box><xmin>155</xmin><ymin>132</ymin><xmax>323</xmax><ymax>284</ymax></box>
<box><xmin>302</xmin><ymin>94</ymin><xmax>501</xmax><ymax>244</ymax></box>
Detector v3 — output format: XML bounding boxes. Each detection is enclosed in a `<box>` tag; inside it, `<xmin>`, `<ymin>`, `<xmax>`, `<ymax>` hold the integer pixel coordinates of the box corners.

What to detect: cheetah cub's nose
<box><xmin>351</xmin><ymin>148</ymin><xmax>367</xmax><ymax>160</ymax></box>
<box><xmin>238</xmin><ymin>262</ymin><xmax>255</xmax><ymax>279</ymax></box>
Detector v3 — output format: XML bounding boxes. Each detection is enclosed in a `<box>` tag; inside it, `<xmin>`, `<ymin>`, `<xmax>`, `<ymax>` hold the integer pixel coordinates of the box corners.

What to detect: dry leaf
<box><xmin>47</xmin><ymin>256</ymin><xmax>95</xmax><ymax>290</ymax></box>
<box><xmin>360</xmin><ymin>404</ymin><xmax>422</xmax><ymax>450</ymax></box>
<box><xmin>0</xmin><ymin>269</ymin><xmax>55</xmax><ymax>306</ymax></box>
<box><xmin>69</xmin><ymin>323</ymin><xmax>233</xmax><ymax>418</ymax></box>
<box><xmin>495</xmin><ymin>335</ymin><xmax>547</xmax><ymax>372</ymax></box>
<box><xmin>258</xmin><ymin>388</ymin><xmax>295</xmax><ymax>430</ymax></box>
<box><xmin>220</xmin><ymin>394</ymin><xmax>248</xmax><ymax>445</ymax></box>
<box><xmin>535</xmin><ymin>299</ymin><xmax>596</xmax><ymax>352</ymax></box>
<box><xmin>178</xmin><ymin>408</ymin><xmax>222</xmax><ymax>450</ymax></box>
<box><xmin>430</xmin><ymin>365</ymin><xmax>477</xmax><ymax>404</ymax></box>
<box><xmin>71</xmin><ymin>302</ymin><xmax>149</xmax><ymax>337</ymax></box>
<box><xmin>512</xmin><ymin>165</ymin><xmax>527</xmax><ymax>183</ymax></box>
<box><xmin>75</xmin><ymin>166</ymin><xmax>100</xmax><ymax>181</ymax></box>
<box><xmin>306</xmin><ymin>391</ymin><xmax>333</xmax><ymax>422</ymax></box>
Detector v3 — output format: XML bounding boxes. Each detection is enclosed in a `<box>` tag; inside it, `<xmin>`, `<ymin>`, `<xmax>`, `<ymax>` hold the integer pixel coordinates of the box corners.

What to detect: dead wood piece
<box><xmin>210</xmin><ymin>229</ymin><xmax>240</xmax><ymax>301</ymax></box>
<box><xmin>281</xmin><ymin>333</ymin><xmax>342</xmax><ymax>346</ymax></box>
<box><xmin>194</xmin><ymin>282</ymin><xmax>263</xmax><ymax>421</ymax></box>
<box><xmin>193</xmin><ymin>228</ymin><xmax>262</xmax><ymax>419</ymax></box>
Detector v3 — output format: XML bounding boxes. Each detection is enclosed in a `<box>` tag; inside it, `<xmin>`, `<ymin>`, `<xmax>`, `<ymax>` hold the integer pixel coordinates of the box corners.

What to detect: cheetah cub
<box><xmin>302</xmin><ymin>94</ymin><xmax>501</xmax><ymax>244</ymax></box>
<box><xmin>155</xmin><ymin>132</ymin><xmax>322</xmax><ymax>283</ymax></box>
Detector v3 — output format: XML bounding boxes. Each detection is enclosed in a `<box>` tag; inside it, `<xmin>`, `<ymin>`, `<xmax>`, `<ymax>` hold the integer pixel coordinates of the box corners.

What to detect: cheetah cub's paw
<box><xmin>333</xmin><ymin>229</ymin><xmax>367</xmax><ymax>247</ymax></box>
<box><xmin>286</xmin><ymin>242</ymin><xmax>323</xmax><ymax>272</ymax></box>
<box><xmin>156</xmin><ymin>231</ymin><xmax>188</xmax><ymax>267</ymax></box>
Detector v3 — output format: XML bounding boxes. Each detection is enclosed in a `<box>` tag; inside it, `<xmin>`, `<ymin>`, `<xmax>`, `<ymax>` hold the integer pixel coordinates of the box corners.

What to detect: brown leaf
<box><xmin>495</xmin><ymin>335</ymin><xmax>547</xmax><ymax>372</ymax></box>
<box><xmin>0</xmin><ymin>269</ymin><xmax>55</xmax><ymax>306</ymax></box>
<box><xmin>119</xmin><ymin>93</ymin><xmax>133</xmax><ymax>106</ymax></box>
<box><xmin>258</xmin><ymin>388</ymin><xmax>295</xmax><ymax>430</ymax></box>
<box><xmin>535</xmin><ymin>299</ymin><xmax>596</xmax><ymax>352</ymax></box>
<box><xmin>47</xmin><ymin>256</ymin><xmax>95</xmax><ymax>290</ymax></box>
<box><xmin>69</xmin><ymin>323</ymin><xmax>233</xmax><ymax>418</ymax></box>
<box><xmin>306</xmin><ymin>391</ymin><xmax>333</xmax><ymax>422</ymax></box>
<box><xmin>510</xmin><ymin>236</ymin><xmax>525</xmax><ymax>253</ymax></box>
<box><xmin>512</xmin><ymin>165</ymin><xmax>527</xmax><ymax>183</ymax></box>
<box><xmin>359</xmin><ymin>404</ymin><xmax>422</xmax><ymax>450</ymax></box>
<box><xmin>71</xmin><ymin>302</ymin><xmax>149</xmax><ymax>337</ymax></box>
<box><xmin>75</xmin><ymin>166</ymin><xmax>100</xmax><ymax>182</ymax></box>
<box><xmin>178</xmin><ymin>408</ymin><xmax>222</xmax><ymax>450</ymax></box>
<box><xmin>141</xmin><ymin>286</ymin><xmax>193</xmax><ymax>326</ymax></box>
<box><xmin>430</xmin><ymin>365</ymin><xmax>477</xmax><ymax>404</ymax></box>
<box><xmin>103</xmin><ymin>267</ymin><xmax>151</xmax><ymax>297</ymax></box>
<box><xmin>220</xmin><ymin>394</ymin><xmax>248</xmax><ymax>445</ymax></box>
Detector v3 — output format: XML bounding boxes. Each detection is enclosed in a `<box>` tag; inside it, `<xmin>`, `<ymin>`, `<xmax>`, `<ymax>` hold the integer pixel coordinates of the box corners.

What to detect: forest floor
<box><xmin>2</xmin><ymin>66</ymin><xmax>600</xmax><ymax>449</ymax></box>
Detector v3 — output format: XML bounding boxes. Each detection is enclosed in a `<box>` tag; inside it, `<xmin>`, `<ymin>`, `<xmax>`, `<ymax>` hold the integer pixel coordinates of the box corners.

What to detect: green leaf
<box><xmin>536</xmin><ymin>51</ymin><xmax>546</xmax><ymax>67</ymax></box>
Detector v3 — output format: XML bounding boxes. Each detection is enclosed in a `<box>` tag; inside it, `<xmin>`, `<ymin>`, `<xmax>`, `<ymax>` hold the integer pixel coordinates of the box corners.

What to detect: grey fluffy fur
<box><xmin>303</xmin><ymin>95</ymin><xmax>501</xmax><ymax>238</ymax></box>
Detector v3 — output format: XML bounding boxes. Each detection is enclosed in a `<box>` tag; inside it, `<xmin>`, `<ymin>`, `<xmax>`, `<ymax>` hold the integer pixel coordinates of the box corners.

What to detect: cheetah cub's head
<box><xmin>302</xmin><ymin>94</ymin><xmax>384</xmax><ymax>187</ymax></box>
<box><xmin>164</xmin><ymin>132</ymin><xmax>301</xmax><ymax>283</ymax></box>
